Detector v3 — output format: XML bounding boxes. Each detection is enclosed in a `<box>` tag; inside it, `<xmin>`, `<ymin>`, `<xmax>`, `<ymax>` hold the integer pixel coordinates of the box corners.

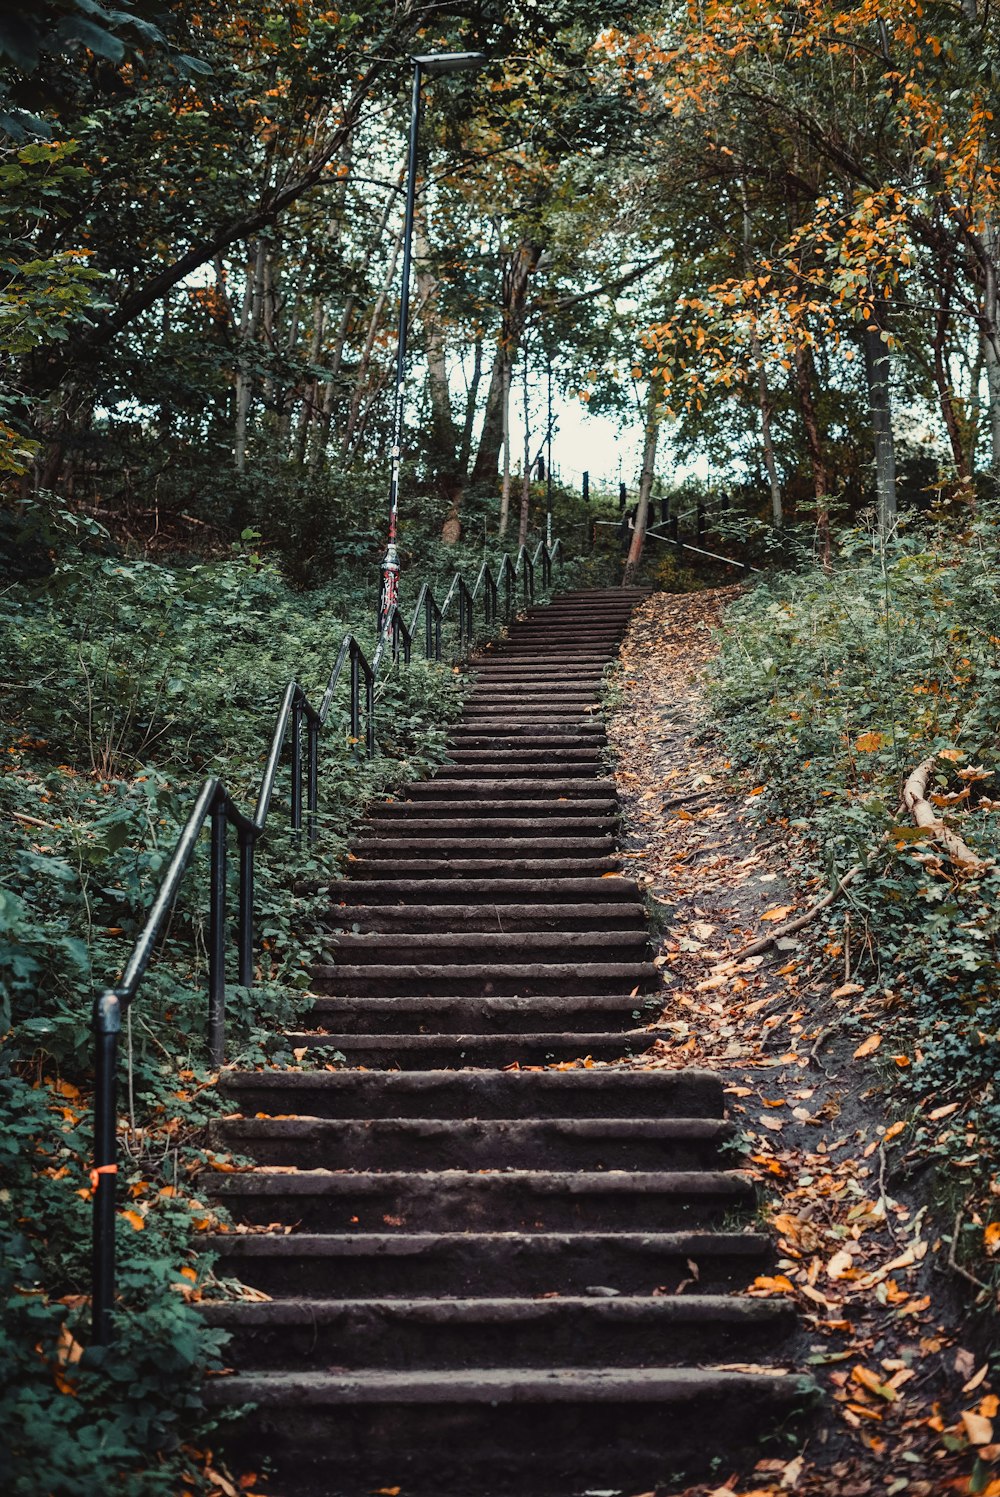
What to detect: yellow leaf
<box><xmin>831</xmin><ymin>981</ymin><xmax>863</xmax><ymax>999</ymax></box>
<box><xmin>854</xmin><ymin>732</ymin><xmax>885</xmax><ymax>752</ymax></box>
<box><xmin>928</xmin><ymin>1102</ymin><xmax>959</xmax><ymax>1121</ymax></box>
<box><xmin>984</xmin><ymin>1222</ymin><xmax>1000</xmax><ymax>1255</ymax></box>
<box><xmin>962</xmin><ymin>1409</ymin><xmax>994</xmax><ymax>1445</ymax></box>
<box><xmin>122</xmin><ymin>1209</ymin><xmax>145</xmax><ymax>1232</ymax></box>
<box><xmin>761</xmin><ymin>905</ymin><xmax>792</xmax><ymax>923</ymax></box>
<box><xmin>827</xmin><ymin>1250</ymin><xmax>854</xmax><ymax>1280</ymax></box>
<box><xmin>854</xmin><ymin>1034</ymin><xmax>882</xmax><ymax>1059</ymax></box>
<box><xmin>939</xmin><ymin>747</ymin><xmax>965</xmax><ymax>762</ymax></box>
<box><xmin>852</xmin><ymin>1365</ymin><xmax>897</xmax><ymax>1402</ymax></box>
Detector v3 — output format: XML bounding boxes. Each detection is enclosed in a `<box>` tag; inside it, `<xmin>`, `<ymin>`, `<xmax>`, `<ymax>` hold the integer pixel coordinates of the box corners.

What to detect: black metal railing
<box><xmin>88</xmin><ymin>535</ymin><xmax>562</xmax><ymax>1346</ymax></box>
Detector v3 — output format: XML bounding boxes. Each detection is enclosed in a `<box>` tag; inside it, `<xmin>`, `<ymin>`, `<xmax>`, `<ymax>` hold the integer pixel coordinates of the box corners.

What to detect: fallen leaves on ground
<box><xmin>605</xmin><ymin>589</ymin><xmax>999</xmax><ymax>1497</ymax></box>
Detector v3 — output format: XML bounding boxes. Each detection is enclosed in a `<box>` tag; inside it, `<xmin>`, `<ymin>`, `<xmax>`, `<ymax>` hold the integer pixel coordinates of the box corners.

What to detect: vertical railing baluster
<box><xmin>91</xmin><ymin>990</ymin><xmax>121</xmax><ymax>1347</ymax></box>
<box><xmin>307</xmin><ymin>718</ymin><xmax>319</xmax><ymax>845</ymax></box>
<box><xmin>238</xmin><ymin>828</ymin><xmax>255</xmax><ymax>986</ymax></box>
<box><xmin>365</xmin><ymin>665</ymin><xmax>375</xmax><ymax>756</ymax></box>
<box><xmin>208</xmin><ymin>794</ymin><xmax>227</xmax><ymax>1067</ymax></box>
<box><xmin>290</xmin><ymin>694</ymin><xmax>303</xmax><ymax>838</ymax></box>
<box><xmin>350</xmin><ymin>643</ymin><xmax>361</xmax><ymax>745</ymax></box>
<box><xmin>434</xmin><ymin>602</ymin><xmax>441</xmax><ymax>660</ymax></box>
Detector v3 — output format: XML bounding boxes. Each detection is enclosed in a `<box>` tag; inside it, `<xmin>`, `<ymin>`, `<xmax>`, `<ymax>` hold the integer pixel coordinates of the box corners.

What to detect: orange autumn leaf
<box><xmin>760</xmin><ymin>904</ymin><xmax>792</xmax><ymax>923</ymax></box>
<box><xmin>122</xmin><ymin>1209</ymin><xmax>145</xmax><ymax>1231</ymax></box>
<box><xmin>854</xmin><ymin>1033</ymin><xmax>882</xmax><ymax>1059</ymax></box>
<box><xmin>854</xmin><ymin>731</ymin><xmax>885</xmax><ymax>752</ymax></box>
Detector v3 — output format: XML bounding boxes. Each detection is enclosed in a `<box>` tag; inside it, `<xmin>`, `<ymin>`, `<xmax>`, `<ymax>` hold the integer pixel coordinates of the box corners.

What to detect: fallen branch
<box><xmin>901</xmin><ymin>755</ymin><xmax>989</xmax><ymax>872</ymax></box>
<box><xmin>733</xmin><ymin>862</ymin><xmax>867</xmax><ymax>959</ymax></box>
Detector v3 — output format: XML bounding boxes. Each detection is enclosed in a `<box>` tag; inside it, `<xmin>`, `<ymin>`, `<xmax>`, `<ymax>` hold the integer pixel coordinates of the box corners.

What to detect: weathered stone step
<box><xmin>284</xmin><ymin>1030</ymin><xmax>653</xmax><ymax>1067</ymax></box>
<box><xmin>309</xmin><ymin>959</ymin><xmax>658</xmax><ymax>997</ymax></box>
<box><xmin>319</xmin><ymin>875</ymin><xmax>640</xmax><ymax>904</ymax></box>
<box><xmin>306</xmin><ymin>990</ymin><xmax>659</xmax><ymax>1033</ymax></box>
<box><xmin>359</xmin><ymin>814</ymin><xmax>619</xmax><ymax>836</ymax></box>
<box><xmin>211</xmin><ymin>1115</ymin><xmax>729</xmax><ymax>1171</ymax></box>
<box><xmin>320</xmin><ymin>902</ymin><xmax>646</xmax><ymax>933</ymax></box>
<box><xmin>199</xmin><ymin>1293</ymin><xmax>794</xmax><ymax>1371</ymax></box>
<box><xmin>202</xmin><ymin>1365</ymin><xmax>815</xmax><ymax>1497</ymax></box>
<box><xmin>337</xmin><ymin>858</ymin><xmax>622</xmax><ymax>878</ymax></box>
<box><xmin>206</xmin><ymin>1228</ymin><xmax>770</xmax><ymax>1299</ymax></box>
<box><xmin>350</xmin><ymin>837</ymin><xmax>618</xmax><ymax>861</ymax></box>
<box><xmin>320</xmin><ymin>929</ymin><xmax>648</xmax><ymax>963</ymax></box>
<box><xmin>433</xmin><ymin>762</ymin><xmax>606</xmax><ymax>779</ymax></box>
<box><xmin>398</xmin><ymin>779</ymin><xmax>616</xmax><ymax>799</ymax></box>
<box><xmin>218</xmin><ymin>1066</ymin><xmax>725</xmax><ymax>1121</ymax></box>
<box><xmin>206</xmin><ymin>1167</ymin><xmax>754</xmax><ymax>1232</ymax></box>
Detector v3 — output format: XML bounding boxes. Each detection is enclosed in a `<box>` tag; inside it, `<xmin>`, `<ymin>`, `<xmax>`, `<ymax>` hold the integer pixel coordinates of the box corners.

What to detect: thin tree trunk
<box><xmin>235</xmin><ymin>240</ymin><xmax>266</xmax><ymax>473</ymax></box>
<box><xmin>472</xmin><ymin>242</ymin><xmax>543</xmax><ymax>484</ymax></box>
<box><xmin>310</xmin><ymin>296</ymin><xmax>354</xmax><ymax>468</ymax></box>
<box><xmin>460</xmin><ymin>336</ymin><xmax>483</xmax><ymax>475</ymax></box>
<box><xmin>293</xmin><ymin>294</ymin><xmax>325</xmax><ymax>466</ymax></box>
<box><xmin>740</xmin><ymin>176</ymin><xmax>782</xmax><ymax>525</ymax></box>
<box><xmin>518</xmin><ymin>347</ymin><xmax>532</xmax><ymax>548</ymax></box>
<box><xmin>343</xmin><ymin>218</ymin><xmax>405</xmax><ymax>458</ymax></box>
<box><xmin>623</xmin><ymin>375</ymin><xmax>663</xmax><ymax>586</ymax></box>
<box><xmin>861</xmin><ymin>299</ymin><xmax>897</xmax><ymax>530</ymax></box>
<box><xmin>792</xmin><ymin>342</ymin><xmax>831</xmax><ymax>568</ymax></box>
<box><xmin>499</xmin><ymin>351</ymin><xmax>512</xmax><ymax>537</ymax></box>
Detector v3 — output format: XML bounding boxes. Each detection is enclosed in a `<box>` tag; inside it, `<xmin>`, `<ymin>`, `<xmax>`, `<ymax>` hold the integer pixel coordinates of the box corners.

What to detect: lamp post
<box><xmin>378</xmin><ymin>49</ymin><xmax>487</xmax><ymax>638</ymax></box>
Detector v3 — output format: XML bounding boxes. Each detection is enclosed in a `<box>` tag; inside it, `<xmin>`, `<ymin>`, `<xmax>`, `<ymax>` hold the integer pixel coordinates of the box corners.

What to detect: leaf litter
<box><xmin>600</xmin><ymin>589</ymin><xmax>1000</xmax><ymax>1497</ymax></box>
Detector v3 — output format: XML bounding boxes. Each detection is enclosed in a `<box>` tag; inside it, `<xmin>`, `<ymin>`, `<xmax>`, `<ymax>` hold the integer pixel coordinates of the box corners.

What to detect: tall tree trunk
<box><xmin>861</xmin><ymin>296</ymin><xmax>897</xmax><ymax>530</ymax></box>
<box><xmin>623</xmin><ymin>375</ymin><xmax>663</xmax><ymax>586</ymax></box>
<box><xmin>499</xmin><ymin>351</ymin><xmax>512</xmax><ymax>537</ymax></box>
<box><xmin>740</xmin><ymin>175</ymin><xmax>782</xmax><ymax>525</ymax></box>
<box><xmin>518</xmin><ymin>347</ymin><xmax>532</xmax><ymax>548</ymax></box>
<box><xmin>293</xmin><ymin>295</ymin><xmax>325</xmax><ymax>466</ymax></box>
<box><xmin>342</xmin><ymin>218</ymin><xmax>405</xmax><ymax>458</ymax></box>
<box><xmin>459</xmin><ymin>336</ymin><xmax>483</xmax><ymax>474</ymax></box>
<box><xmin>931</xmin><ymin>323</ymin><xmax>970</xmax><ymax>481</ymax></box>
<box><xmin>792</xmin><ymin>342</ymin><xmax>831</xmax><ymax>568</ymax></box>
<box><xmin>309</xmin><ymin>296</ymin><xmax>354</xmax><ymax>468</ymax></box>
<box><xmin>472</xmin><ymin>242</ymin><xmax>543</xmax><ymax>484</ymax></box>
<box><xmin>234</xmin><ymin>240</ymin><xmax>266</xmax><ymax>473</ymax></box>
<box><xmin>982</xmin><ymin>230</ymin><xmax>1000</xmax><ymax>471</ymax></box>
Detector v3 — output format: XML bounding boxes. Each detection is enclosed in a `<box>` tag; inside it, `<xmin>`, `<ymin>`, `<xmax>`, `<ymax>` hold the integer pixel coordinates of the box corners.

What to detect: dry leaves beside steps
<box><xmin>607</xmin><ymin>589</ymin><xmax>999</xmax><ymax>1497</ymax></box>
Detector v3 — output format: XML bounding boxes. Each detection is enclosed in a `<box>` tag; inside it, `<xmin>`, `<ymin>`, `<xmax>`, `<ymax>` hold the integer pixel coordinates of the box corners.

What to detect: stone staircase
<box><xmin>202</xmin><ymin>587</ymin><xmax>811</xmax><ymax>1495</ymax></box>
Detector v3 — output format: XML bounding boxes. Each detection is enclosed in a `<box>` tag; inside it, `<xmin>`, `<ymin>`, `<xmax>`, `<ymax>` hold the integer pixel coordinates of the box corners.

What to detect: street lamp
<box><xmin>378</xmin><ymin>49</ymin><xmax>487</xmax><ymax>638</ymax></box>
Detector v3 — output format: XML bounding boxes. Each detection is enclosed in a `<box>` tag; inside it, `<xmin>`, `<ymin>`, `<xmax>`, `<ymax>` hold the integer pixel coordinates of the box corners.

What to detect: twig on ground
<box><xmin>734</xmin><ymin>863</ymin><xmax>866</xmax><ymax>958</ymax></box>
<box><xmin>662</xmin><ymin>788</ymin><xmax>720</xmax><ymax>810</ymax></box>
<box><xmin>947</xmin><ymin>1202</ymin><xmax>992</xmax><ymax>1296</ymax></box>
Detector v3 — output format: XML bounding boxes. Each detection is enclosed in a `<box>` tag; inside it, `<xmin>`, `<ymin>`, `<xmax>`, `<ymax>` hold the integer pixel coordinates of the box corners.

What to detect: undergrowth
<box><xmin>710</xmin><ymin>511</ymin><xmax>1000</xmax><ymax>1288</ymax></box>
<box><xmin>0</xmin><ymin>513</ymin><xmax>470</xmax><ymax>1494</ymax></box>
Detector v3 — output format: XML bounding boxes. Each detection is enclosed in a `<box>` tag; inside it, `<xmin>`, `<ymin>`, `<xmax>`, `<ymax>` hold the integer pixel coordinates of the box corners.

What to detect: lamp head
<box><xmin>412</xmin><ymin>50</ymin><xmax>487</xmax><ymax>75</ymax></box>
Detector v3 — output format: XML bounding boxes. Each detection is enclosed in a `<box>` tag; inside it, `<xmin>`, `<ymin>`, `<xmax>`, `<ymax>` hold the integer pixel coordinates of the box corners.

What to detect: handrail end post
<box><xmin>91</xmin><ymin>989</ymin><xmax>122</xmax><ymax>1348</ymax></box>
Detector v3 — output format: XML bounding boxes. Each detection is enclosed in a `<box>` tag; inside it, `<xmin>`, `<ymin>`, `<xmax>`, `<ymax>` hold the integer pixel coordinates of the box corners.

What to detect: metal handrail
<box><xmin>87</xmin><ymin>536</ymin><xmax>564</xmax><ymax>1345</ymax></box>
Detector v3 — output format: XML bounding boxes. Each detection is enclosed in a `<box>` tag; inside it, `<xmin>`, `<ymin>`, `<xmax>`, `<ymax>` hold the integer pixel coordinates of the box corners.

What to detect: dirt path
<box><xmin>607</xmin><ymin>589</ymin><xmax>999</xmax><ymax>1497</ymax></box>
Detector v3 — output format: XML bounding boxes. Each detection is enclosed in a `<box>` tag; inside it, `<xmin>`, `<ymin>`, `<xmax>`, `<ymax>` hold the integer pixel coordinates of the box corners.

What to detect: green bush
<box><xmin>710</xmin><ymin>513</ymin><xmax>1000</xmax><ymax>1194</ymax></box>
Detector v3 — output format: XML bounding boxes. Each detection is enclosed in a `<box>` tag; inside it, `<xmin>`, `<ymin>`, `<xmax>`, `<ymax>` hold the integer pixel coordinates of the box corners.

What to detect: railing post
<box><xmin>365</xmin><ymin>667</ymin><xmax>375</xmax><ymax>756</ymax></box>
<box><xmin>504</xmin><ymin>560</ymin><xmax>513</xmax><ymax>620</ymax></box>
<box><xmin>91</xmin><ymin>990</ymin><xmax>121</xmax><ymax>1347</ymax></box>
<box><xmin>619</xmin><ymin>481</ymin><xmax>627</xmax><ymax>512</ymax></box>
<box><xmin>290</xmin><ymin>694</ymin><xmax>303</xmax><ymax>837</ymax></box>
<box><xmin>307</xmin><ymin>717</ymin><xmax>319</xmax><ymax>845</ymax></box>
<box><xmin>582</xmin><ymin>470</ymin><xmax>589</xmax><ymax>504</ymax></box>
<box><xmin>697</xmin><ymin>500</ymin><xmax>706</xmax><ymax>544</ymax></box>
<box><xmin>660</xmin><ymin>494</ymin><xmax>669</xmax><ymax>525</ymax></box>
<box><xmin>238</xmin><ymin>828</ymin><xmax>255</xmax><ymax>986</ymax></box>
<box><xmin>671</xmin><ymin>514</ymin><xmax>679</xmax><ymax>544</ymax></box>
<box><xmin>350</xmin><ymin>642</ymin><xmax>361</xmax><ymax>745</ymax></box>
<box><xmin>434</xmin><ymin>603</ymin><xmax>441</xmax><ymax>661</ymax></box>
<box><xmin>208</xmin><ymin>793</ymin><xmax>227</xmax><ymax>1067</ymax></box>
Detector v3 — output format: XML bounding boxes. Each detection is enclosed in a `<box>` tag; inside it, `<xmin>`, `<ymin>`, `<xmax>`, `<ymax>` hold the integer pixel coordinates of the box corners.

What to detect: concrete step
<box><xmin>305</xmin><ymin>991</ymin><xmax>661</xmax><ymax>1033</ymax></box>
<box><xmin>350</xmin><ymin>838</ymin><xmax>619</xmax><ymax>860</ymax></box>
<box><xmin>206</xmin><ymin>1228</ymin><xmax>771</xmax><ymax>1298</ymax></box>
<box><xmin>283</xmin><ymin>1030</ymin><xmax>655</xmax><ymax>1067</ymax></box>
<box><xmin>337</xmin><ymin>858</ymin><xmax>622</xmax><ymax>878</ymax></box>
<box><xmin>319</xmin><ymin>929</ymin><xmax>649</xmax><ymax>964</ymax></box>
<box><xmin>319</xmin><ymin>902</ymin><xmax>647</xmax><ymax>933</ymax></box>
<box><xmin>309</xmin><ymin>959</ymin><xmax>659</xmax><ymax>997</ymax></box>
<box><xmin>211</xmin><ymin>1115</ymin><xmax>731</xmax><ymax>1171</ymax></box>
<box><xmin>398</xmin><ymin>778</ymin><xmax>616</xmax><ymax>798</ymax></box>
<box><xmin>202</xmin><ymin>1366</ymin><xmax>816</xmax><ymax>1496</ymax></box>
<box><xmin>218</xmin><ymin>1066</ymin><xmax>726</xmax><ymax>1121</ymax></box>
<box><xmin>206</xmin><ymin>1167</ymin><xmax>755</xmax><ymax>1232</ymax></box>
<box><xmin>199</xmin><ymin>1293</ymin><xmax>794</xmax><ymax>1370</ymax></box>
<box><xmin>358</xmin><ymin>815</ymin><xmax>619</xmax><ymax>836</ymax></box>
<box><xmin>318</xmin><ymin>876</ymin><xmax>641</xmax><ymax>904</ymax></box>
